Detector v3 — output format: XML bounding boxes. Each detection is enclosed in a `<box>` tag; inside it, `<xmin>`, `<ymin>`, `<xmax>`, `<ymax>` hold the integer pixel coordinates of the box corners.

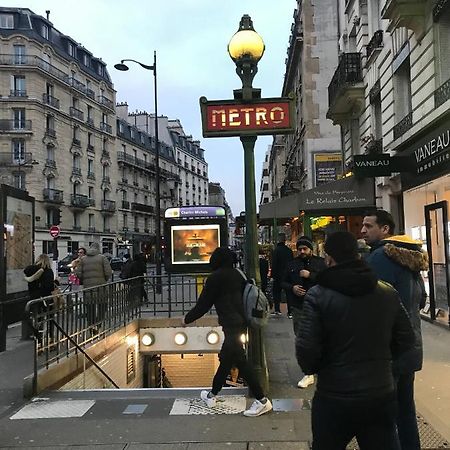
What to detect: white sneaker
<box><xmin>297</xmin><ymin>374</ymin><xmax>315</xmax><ymax>388</ymax></box>
<box><xmin>243</xmin><ymin>398</ymin><xmax>273</xmax><ymax>417</ymax></box>
<box><xmin>200</xmin><ymin>390</ymin><xmax>217</xmax><ymax>408</ymax></box>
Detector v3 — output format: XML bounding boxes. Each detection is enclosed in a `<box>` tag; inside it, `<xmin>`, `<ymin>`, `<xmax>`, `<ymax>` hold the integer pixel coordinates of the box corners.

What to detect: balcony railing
<box><xmin>43</xmin><ymin>188</ymin><xmax>63</xmax><ymax>203</ymax></box>
<box><xmin>70</xmin><ymin>194</ymin><xmax>90</xmax><ymax>208</ymax></box>
<box><xmin>122</xmin><ymin>200</ymin><xmax>130</xmax><ymax>209</ymax></box>
<box><xmin>0</xmin><ymin>152</ymin><xmax>33</xmax><ymax>165</ymax></box>
<box><xmin>68</xmin><ymin>77</ymin><xmax>86</xmax><ymax>91</ymax></box>
<box><xmin>97</xmin><ymin>95</ymin><xmax>114</xmax><ymax>111</ymax></box>
<box><xmin>102</xmin><ymin>176</ymin><xmax>111</xmax><ymax>183</ymax></box>
<box><xmin>70</xmin><ymin>106</ymin><xmax>84</xmax><ymax>121</ymax></box>
<box><xmin>72</xmin><ymin>138</ymin><xmax>81</xmax><ymax>147</ymax></box>
<box><xmin>393</xmin><ymin>111</ymin><xmax>413</xmax><ymax>140</ymax></box>
<box><xmin>10</xmin><ymin>89</ymin><xmax>27</xmax><ymax>97</ymax></box>
<box><xmin>0</xmin><ymin>119</ymin><xmax>32</xmax><ymax>132</ymax></box>
<box><xmin>86</xmin><ymin>89</ymin><xmax>95</xmax><ymax>100</ymax></box>
<box><xmin>435</xmin><ymin>77</ymin><xmax>450</xmax><ymax>109</ymax></box>
<box><xmin>42</xmin><ymin>93</ymin><xmax>60</xmax><ymax>109</ymax></box>
<box><xmin>101</xmin><ymin>199</ymin><xmax>116</xmax><ymax>212</ymax></box>
<box><xmin>45</xmin><ymin>128</ymin><xmax>56</xmax><ymax>138</ymax></box>
<box><xmin>328</xmin><ymin>53</ymin><xmax>363</xmax><ymax>108</ymax></box>
<box><xmin>88</xmin><ymin>226</ymin><xmax>96</xmax><ymax>233</ymax></box>
<box><xmin>366</xmin><ymin>30</ymin><xmax>383</xmax><ymax>59</ymax></box>
<box><xmin>87</xmin><ymin>144</ymin><xmax>95</xmax><ymax>153</ymax></box>
<box><xmin>132</xmin><ymin>203</ymin><xmax>155</xmax><ymax>214</ymax></box>
<box><xmin>87</xmin><ymin>172</ymin><xmax>96</xmax><ymax>180</ymax></box>
<box><xmin>117</xmin><ymin>152</ymin><xmax>156</xmax><ymax>172</ymax></box>
<box><xmin>71</xmin><ymin>167</ymin><xmax>82</xmax><ymax>176</ymax></box>
<box><xmin>100</xmin><ymin>122</ymin><xmax>112</xmax><ymax>134</ymax></box>
<box><xmin>86</xmin><ymin>117</ymin><xmax>94</xmax><ymax>127</ymax></box>
<box><xmin>45</xmin><ymin>159</ymin><xmax>56</xmax><ymax>168</ymax></box>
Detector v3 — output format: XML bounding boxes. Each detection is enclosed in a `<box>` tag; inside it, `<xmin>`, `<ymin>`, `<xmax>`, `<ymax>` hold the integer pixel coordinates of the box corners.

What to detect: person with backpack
<box><xmin>183</xmin><ymin>247</ymin><xmax>272</xmax><ymax>417</ymax></box>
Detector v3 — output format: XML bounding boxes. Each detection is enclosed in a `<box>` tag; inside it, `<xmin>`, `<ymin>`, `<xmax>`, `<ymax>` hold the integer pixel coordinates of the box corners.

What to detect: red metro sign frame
<box><xmin>199</xmin><ymin>96</ymin><xmax>296</xmax><ymax>137</ymax></box>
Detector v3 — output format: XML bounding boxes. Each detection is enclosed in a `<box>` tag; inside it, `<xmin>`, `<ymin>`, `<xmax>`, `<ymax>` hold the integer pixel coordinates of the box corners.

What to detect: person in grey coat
<box><xmin>76</xmin><ymin>242</ymin><xmax>112</xmax><ymax>329</ymax></box>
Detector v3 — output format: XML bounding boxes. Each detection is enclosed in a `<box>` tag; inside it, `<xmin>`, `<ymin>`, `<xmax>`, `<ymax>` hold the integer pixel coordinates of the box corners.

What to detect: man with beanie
<box><xmin>271</xmin><ymin>233</ymin><xmax>293</xmax><ymax>315</ymax></box>
<box><xmin>296</xmin><ymin>231</ymin><xmax>415</xmax><ymax>450</ymax></box>
<box><xmin>282</xmin><ymin>235</ymin><xmax>326</xmax><ymax>388</ymax></box>
<box><xmin>362</xmin><ymin>210</ymin><xmax>428</xmax><ymax>450</ymax></box>
<box><xmin>183</xmin><ymin>247</ymin><xmax>272</xmax><ymax>417</ymax></box>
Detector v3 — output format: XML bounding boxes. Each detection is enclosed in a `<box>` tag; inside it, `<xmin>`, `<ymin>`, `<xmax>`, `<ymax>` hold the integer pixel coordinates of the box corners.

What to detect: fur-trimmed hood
<box><xmin>381</xmin><ymin>235</ymin><xmax>428</xmax><ymax>273</ymax></box>
<box><xmin>23</xmin><ymin>267</ymin><xmax>43</xmax><ymax>283</ymax></box>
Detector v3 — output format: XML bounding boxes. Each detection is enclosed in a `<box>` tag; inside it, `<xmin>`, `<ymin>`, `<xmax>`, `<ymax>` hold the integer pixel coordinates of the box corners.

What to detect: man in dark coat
<box><xmin>362</xmin><ymin>210</ymin><xmax>428</xmax><ymax>450</ymax></box>
<box><xmin>271</xmin><ymin>233</ymin><xmax>293</xmax><ymax>315</ymax></box>
<box><xmin>283</xmin><ymin>235</ymin><xmax>326</xmax><ymax>388</ymax></box>
<box><xmin>183</xmin><ymin>247</ymin><xmax>272</xmax><ymax>417</ymax></box>
<box><xmin>297</xmin><ymin>231</ymin><xmax>415</xmax><ymax>450</ymax></box>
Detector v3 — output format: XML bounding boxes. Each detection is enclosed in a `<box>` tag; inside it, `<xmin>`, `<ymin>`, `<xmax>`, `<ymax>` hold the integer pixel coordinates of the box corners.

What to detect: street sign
<box><xmin>49</xmin><ymin>225</ymin><xmax>60</xmax><ymax>238</ymax></box>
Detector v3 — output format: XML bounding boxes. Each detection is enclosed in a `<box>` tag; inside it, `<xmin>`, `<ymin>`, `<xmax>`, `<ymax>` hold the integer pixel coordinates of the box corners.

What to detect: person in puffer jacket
<box><xmin>296</xmin><ymin>231</ymin><xmax>415</xmax><ymax>450</ymax></box>
<box><xmin>362</xmin><ymin>210</ymin><xmax>428</xmax><ymax>450</ymax></box>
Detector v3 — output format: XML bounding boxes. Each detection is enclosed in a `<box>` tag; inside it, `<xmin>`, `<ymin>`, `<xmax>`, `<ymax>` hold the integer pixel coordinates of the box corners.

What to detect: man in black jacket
<box><xmin>271</xmin><ymin>233</ymin><xmax>293</xmax><ymax>315</ymax></box>
<box><xmin>183</xmin><ymin>247</ymin><xmax>272</xmax><ymax>417</ymax></box>
<box><xmin>283</xmin><ymin>236</ymin><xmax>326</xmax><ymax>388</ymax></box>
<box><xmin>296</xmin><ymin>231</ymin><xmax>415</xmax><ymax>450</ymax></box>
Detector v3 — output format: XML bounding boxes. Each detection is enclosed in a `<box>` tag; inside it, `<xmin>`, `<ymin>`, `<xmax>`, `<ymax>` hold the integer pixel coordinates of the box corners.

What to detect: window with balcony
<box><xmin>89</xmin><ymin>213</ymin><xmax>94</xmax><ymax>229</ymax></box>
<box><xmin>88</xmin><ymin>159</ymin><xmax>94</xmax><ymax>175</ymax></box>
<box><xmin>41</xmin><ymin>24</ymin><xmax>49</xmax><ymax>40</ymax></box>
<box><xmin>13</xmin><ymin>173</ymin><xmax>25</xmax><ymax>190</ymax></box>
<box><xmin>11</xmin><ymin>75</ymin><xmax>26</xmax><ymax>97</ymax></box>
<box><xmin>83</xmin><ymin>54</ymin><xmax>90</xmax><ymax>67</ymax></box>
<box><xmin>46</xmin><ymin>144</ymin><xmax>55</xmax><ymax>164</ymax></box>
<box><xmin>393</xmin><ymin>57</ymin><xmax>412</xmax><ymax>139</ymax></box>
<box><xmin>12</xmin><ymin>139</ymin><xmax>25</xmax><ymax>161</ymax></box>
<box><xmin>0</xmin><ymin>14</ymin><xmax>13</xmax><ymax>29</ymax></box>
<box><xmin>46</xmin><ymin>114</ymin><xmax>55</xmax><ymax>137</ymax></box>
<box><xmin>435</xmin><ymin>6</ymin><xmax>450</xmax><ymax>107</ymax></box>
<box><xmin>68</xmin><ymin>42</ymin><xmax>75</xmax><ymax>57</ymax></box>
<box><xmin>13</xmin><ymin>45</ymin><xmax>25</xmax><ymax>64</ymax></box>
<box><xmin>13</xmin><ymin>108</ymin><xmax>26</xmax><ymax>129</ymax></box>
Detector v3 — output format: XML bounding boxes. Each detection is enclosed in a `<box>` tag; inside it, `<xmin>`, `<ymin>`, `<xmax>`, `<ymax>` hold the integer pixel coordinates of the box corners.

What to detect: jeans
<box><xmin>396</xmin><ymin>372</ymin><xmax>421</xmax><ymax>450</ymax></box>
<box><xmin>211</xmin><ymin>328</ymin><xmax>264</xmax><ymax>400</ymax></box>
<box><xmin>311</xmin><ymin>392</ymin><xmax>400</xmax><ymax>450</ymax></box>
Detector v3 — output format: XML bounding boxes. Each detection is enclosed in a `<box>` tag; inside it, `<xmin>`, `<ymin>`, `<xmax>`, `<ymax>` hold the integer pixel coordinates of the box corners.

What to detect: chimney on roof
<box><xmin>45</xmin><ymin>10</ymin><xmax>50</xmax><ymax>20</ymax></box>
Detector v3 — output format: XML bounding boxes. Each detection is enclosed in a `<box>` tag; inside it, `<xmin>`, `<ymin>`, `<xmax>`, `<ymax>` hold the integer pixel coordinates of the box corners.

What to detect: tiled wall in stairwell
<box><xmin>59</xmin><ymin>339</ymin><xmax>144</xmax><ymax>390</ymax></box>
<box><xmin>161</xmin><ymin>353</ymin><xmax>219</xmax><ymax>388</ymax></box>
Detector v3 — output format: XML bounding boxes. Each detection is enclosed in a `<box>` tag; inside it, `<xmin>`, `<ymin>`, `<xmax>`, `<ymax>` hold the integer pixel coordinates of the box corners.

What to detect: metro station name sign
<box><xmin>199</xmin><ymin>96</ymin><xmax>295</xmax><ymax>137</ymax></box>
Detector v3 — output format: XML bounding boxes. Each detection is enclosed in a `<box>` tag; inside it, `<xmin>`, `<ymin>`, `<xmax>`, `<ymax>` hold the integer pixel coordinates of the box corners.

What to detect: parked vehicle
<box><xmin>110</xmin><ymin>257</ymin><xmax>124</xmax><ymax>271</ymax></box>
<box><xmin>58</xmin><ymin>253</ymin><xmax>76</xmax><ymax>274</ymax></box>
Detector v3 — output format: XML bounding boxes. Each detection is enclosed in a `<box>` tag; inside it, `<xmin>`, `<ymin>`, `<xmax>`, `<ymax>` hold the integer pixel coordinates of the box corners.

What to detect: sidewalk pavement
<box><xmin>0</xmin><ymin>311</ymin><xmax>449</xmax><ymax>449</ymax></box>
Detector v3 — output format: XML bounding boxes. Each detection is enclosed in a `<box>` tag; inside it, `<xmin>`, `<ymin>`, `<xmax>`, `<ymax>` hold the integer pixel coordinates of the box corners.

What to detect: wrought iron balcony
<box><xmin>0</xmin><ymin>119</ymin><xmax>32</xmax><ymax>132</ymax></box>
<box><xmin>366</xmin><ymin>30</ymin><xmax>383</xmax><ymax>59</ymax></box>
<box><xmin>73</xmin><ymin>225</ymin><xmax>82</xmax><ymax>231</ymax></box>
<box><xmin>100</xmin><ymin>121</ymin><xmax>112</xmax><ymax>134</ymax></box>
<box><xmin>132</xmin><ymin>202</ymin><xmax>154</xmax><ymax>214</ymax></box>
<box><xmin>87</xmin><ymin>144</ymin><xmax>95</xmax><ymax>153</ymax></box>
<box><xmin>42</xmin><ymin>93</ymin><xmax>60</xmax><ymax>109</ymax></box>
<box><xmin>86</xmin><ymin>89</ymin><xmax>95</xmax><ymax>100</ymax></box>
<box><xmin>68</xmin><ymin>77</ymin><xmax>86</xmax><ymax>91</ymax></box>
<box><xmin>364</xmin><ymin>139</ymin><xmax>383</xmax><ymax>155</ymax></box>
<box><xmin>435</xmin><ymin>77</ymin><xmax>450</xmax><ymax>109</ymax></box>
<box><xmin>97</xmin><ymin>95</ymin><xmax>114</xmax><ymax>111</ymax></box>
<box><xmin>45</xmin><ymin>128</ymin><xmax>56</xmax><ymax>138</ymax></box>
<box><xmin>72</xmin><ymin>138</ymin><xmax>81</xmax><ymax>147</ymax></box>
<box><xmin>87</xmin><ymin>172</ymin><xmax>95</xmax><ymax>180</ymax></box>
<box><xmin>10</xmin><ymin>89</ymin><xmax>27</xmax><ymax>97</ymax></box>
<box><xmin>0</xmin><ymin>152</ymin><xmax>33</xmax><ymax>166</ymax></box>
<box><xmin>70</xmin><ymin>194</ymin><xmax>90</xmax><ymax>208</ymax></box>
<box><xmin>86</xmin><ymin>117</ymin><xmax>94</xmax><ymax>127</ymax></box>
<box><xmin>43</xmin><ymin>188</ymin><xmax>63</xmax><ymax>203</ymax></box>
<box><xmin>122</xmin><ymin>200</ymin><xmax>130</xmax><ymax>209</ymax></box>
<box><xmin>88</xmin><ymin>226</ymin><xmax>96</xmax><ymax>233</ymax></box>
<box><xmin>327</xmin><ymin>53</ymin><xmax>364</xmax><ymax>123</ymax></box>
<box><xmin>71</xmin><ymin>167</ymin><xmax>82</xmax><ymax>176</ymax></box>
<box><xmin>393</xmin><ymin>111</ymin><xmax>413</xmax><ymax>140</ymax></box>
<box><xmin>101</xmin><ymin>199</ymin><xmax>116</xmax><ymax>213</ymax></box>
<box><xmin>70</xmin><ymin>106</ymin><xmax>84</xmax><ymax>121</ymax></box>
<box><xmin>102</xmin><ymin>175</ymin><xmax>111</xmax><ymax>183</ymax></box>
<box><xmin>45</xmin><ymin>159</ymin><xmax>56</xmax><ymax>168</ymax></box>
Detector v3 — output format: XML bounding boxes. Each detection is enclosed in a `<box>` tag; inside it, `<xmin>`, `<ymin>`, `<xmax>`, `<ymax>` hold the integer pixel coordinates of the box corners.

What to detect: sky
<box><xmin>3</xmin><ymin>0</ymin><xmax>296</xmax><ymax>216</ymax></box>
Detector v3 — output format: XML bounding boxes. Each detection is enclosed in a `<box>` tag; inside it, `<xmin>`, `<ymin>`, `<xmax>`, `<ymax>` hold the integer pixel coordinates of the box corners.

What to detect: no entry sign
<box><xmin>49</xmin><ymin>225</ymin><xmax>60</xmax><ymax>238</ymax></box>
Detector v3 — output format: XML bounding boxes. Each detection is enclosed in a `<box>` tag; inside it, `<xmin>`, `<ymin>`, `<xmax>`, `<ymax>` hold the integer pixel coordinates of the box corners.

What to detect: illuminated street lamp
<box><xmin>114</xmin><ymin>53</ymin><xmax>162</xmax><ymax>286</ymax></box>
<box><xmin>228</xmin><ymin>15</ymin><xmax>267</xmax><ymax>391</ymax></box>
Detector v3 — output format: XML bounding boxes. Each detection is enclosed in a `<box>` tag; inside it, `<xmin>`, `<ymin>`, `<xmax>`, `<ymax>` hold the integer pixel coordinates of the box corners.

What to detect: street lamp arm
<box><xmin>120</xmin><ymin>59</ymin><xmax>154</xmax><ymax>71</ymax></box>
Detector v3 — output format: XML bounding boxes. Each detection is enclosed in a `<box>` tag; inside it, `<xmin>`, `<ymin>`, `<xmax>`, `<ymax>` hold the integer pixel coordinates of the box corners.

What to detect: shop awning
<box><xmin>259</xmin><ymin>176</ymin><xmax>375</xmax><ymax>220</ymax></box>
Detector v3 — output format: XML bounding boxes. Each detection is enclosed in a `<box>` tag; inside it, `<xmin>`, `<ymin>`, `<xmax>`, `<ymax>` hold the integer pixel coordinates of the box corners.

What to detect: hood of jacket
<box><xmin>316</xmin><ymin>259</ymin><xmax>378</xmax><ymax>296</ymax></box>
<box><xmin>379</xmin><ymin>235</ymin><xmax>428</xmax><ymax>273</ymax></box>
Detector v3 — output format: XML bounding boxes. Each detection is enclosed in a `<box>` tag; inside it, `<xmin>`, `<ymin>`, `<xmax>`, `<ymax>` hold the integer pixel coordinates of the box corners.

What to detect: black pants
<box><xmin>396</xmin><ymin>372</ymin><xmax>420</xmax><ymax>450</ymax></box>
<box><xmin>272</xmin><ymin>279</ymin><xmax>283</xmax><ymax>312</ymax></box>
<box><xmin>211</xmin><ymin>328</ymin><xmax>264</xmax><ymax>400</ymax></box>
<box><xmin>311</xmin><ymin>392</ymin><xmax>400</xmax><ymax>450</ymax></box>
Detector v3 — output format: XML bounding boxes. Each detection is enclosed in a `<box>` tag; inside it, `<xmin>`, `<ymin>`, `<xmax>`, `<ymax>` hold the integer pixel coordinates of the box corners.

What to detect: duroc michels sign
<box><xmin>199</xmin><ymin>96</ymin><xmax>295</xmax><ymax>137</ymax></box>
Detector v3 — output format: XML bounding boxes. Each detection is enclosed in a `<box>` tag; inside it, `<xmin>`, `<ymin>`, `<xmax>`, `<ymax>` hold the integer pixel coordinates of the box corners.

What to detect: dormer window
<box><xmin>41</xmin><ymin>24</ymin><xmax>49</xmax><ymax>39</ymax></box>
<box><xmin>0</xmin><ymin>14</ymin><xmax>13</xmax><ymax>29</ymax></box>
<box><xmin>83</xmin><ymin>54</ymin><xmax>89</xmax><ymax>66</ymax></box>
<box><xmin>68</xmin><ymin>43</ymin><xmax>75</xmax><ymax>57</ymax></box>
<box><xmin>97</xmin><ymin>64</ymin><xmax>104</xmax><ymax>76</ymax></box>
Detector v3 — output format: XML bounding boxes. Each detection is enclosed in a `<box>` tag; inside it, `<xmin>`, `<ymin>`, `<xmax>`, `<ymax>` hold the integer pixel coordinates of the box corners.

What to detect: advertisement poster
<box><xmin>171</xmin><ymin>224</ymin><xmax>220</xmax><ymax>265</ymax></box>
<box><xmin>314</xmin><ymin>153</ymin><xmax>342</xmax><ymax>186</ymax></box>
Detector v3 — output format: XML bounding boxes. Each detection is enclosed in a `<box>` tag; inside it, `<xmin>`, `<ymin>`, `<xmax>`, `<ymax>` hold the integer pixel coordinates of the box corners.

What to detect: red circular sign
<box><xmin>49</xmin><ymin>225</ymin><xmax>60</xmax><ymax>238</ymax></box>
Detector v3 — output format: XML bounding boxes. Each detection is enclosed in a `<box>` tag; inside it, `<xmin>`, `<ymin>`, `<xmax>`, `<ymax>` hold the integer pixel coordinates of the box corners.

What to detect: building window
<box><xmin>68</xmin><ymin>241</ymin><xmax>79</xmax><ymax>254</ymax></box>
<box><xmin>41</xmin><ymin>24</ymin><xmax>49</xmax><ymax>39</ymax></box>
<box><xmin>68</xmin><ymin>42</ymin><xmax>75</xmax><ymax>57</ymax></box>
<box><xmin>13</xmin><ymin>173</ymin><xmax>25</xmax><ymax>190</ymax></box>
<box><xmin>13</xmin><ymin>108</ymin><xmax>25</xmax><ymax>129</ymax></box>
<box><xmin>13</xmin><ymin>44</ymin><xmax>25</xmax><ymax>64</ymax></box>
<box><xmin>89</xmin><ymin>214</ymin><xmax>94</xmax><ymax>228</ymax></box>
<box><xmin>42</xmin><ymin>240</ymin><xmax>54</xmax><ymax>254</ymax></box>
<box><xmin>436</xmin><ymin>7</ymin><xmax>450</xmax><ymax>85</ymax></box>
<box><xmin>88</xmin><ymin>186</ymin><xmax>94</xmax><ymax>200</ymax></box>
<box><xmin>123</xmin><ymin>214</ymin><xmax>128</xmax><ymax>228</ymax></box>
<box><xmin>88</xmin><ymin>159</ymin><xmax>94</xmax><ymax>174</ymax></box>
<box><xmin>83</xmin><ymin>53</ymin><xmax>90</xmax><ymax>66</ymax></box>
<box><xmin>12</xmin><ymin>75</ymin><xmax>26</xmax><ymax>96</ymax></box>
<box><xmin>393</xmin><ymin>58</ymin><xmax>412</xmax><ymax>123</ymax></box>
<box><xmin>0</xmin><ymin>14</ymin><xmax>13</xmax><ymax>29</ymax></box>
<box><xmin>12</xmin><ymin>139</ymin><xmax>25</xmax><ymax>161</ymax></box>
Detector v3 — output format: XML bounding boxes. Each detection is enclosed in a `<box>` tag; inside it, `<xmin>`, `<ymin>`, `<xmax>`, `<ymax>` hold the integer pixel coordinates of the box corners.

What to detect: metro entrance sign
<box><xmin>49</xmin><ymin>225</ymin><xmax>60</xmax><ymax>238</ymax></box>
<box><xmin>199</xmin><ymin>96</ymin><xmax>295</xmax><ymax>137</ymax></box>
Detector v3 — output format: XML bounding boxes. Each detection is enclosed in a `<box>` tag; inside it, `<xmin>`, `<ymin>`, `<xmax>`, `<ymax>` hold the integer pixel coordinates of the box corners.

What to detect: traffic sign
<box><xmin>49</xmin><ymin>225</ymin><xmax>60</xmax><ymax>238</ymax></box>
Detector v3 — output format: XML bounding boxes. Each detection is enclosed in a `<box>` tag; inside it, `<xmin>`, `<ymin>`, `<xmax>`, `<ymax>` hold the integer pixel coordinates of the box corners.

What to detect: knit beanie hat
<box><xmin>324</xmin><ymin>231</ymin><xmax>358</xmax><ymax>263</ymax></box>
<box><xmin>296</xmin><ymin>236</ymin><xmax>313</xmax><ymax>251</ymax></box>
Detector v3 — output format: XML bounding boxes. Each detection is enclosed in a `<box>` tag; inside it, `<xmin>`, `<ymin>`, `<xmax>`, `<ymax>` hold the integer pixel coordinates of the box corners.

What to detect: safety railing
<box><xmin>25</xmin><ymin>273</ymin><xmax>209</xmax><ymax>392</ymax></box>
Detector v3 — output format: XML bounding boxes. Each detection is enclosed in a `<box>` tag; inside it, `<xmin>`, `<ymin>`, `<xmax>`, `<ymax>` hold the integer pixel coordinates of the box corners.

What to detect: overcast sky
<box><xmin>4</xmin><ymin>0</ymin><xmax>296</xmax><ymax>216</ymax></box>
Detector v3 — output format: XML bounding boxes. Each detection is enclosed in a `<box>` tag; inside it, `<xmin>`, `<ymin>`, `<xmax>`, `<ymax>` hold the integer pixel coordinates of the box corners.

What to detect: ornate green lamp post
<box><xmin>228</xmin><ymin>15</ymin><xmax>268</xmax><ymax>392</ymax></box>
